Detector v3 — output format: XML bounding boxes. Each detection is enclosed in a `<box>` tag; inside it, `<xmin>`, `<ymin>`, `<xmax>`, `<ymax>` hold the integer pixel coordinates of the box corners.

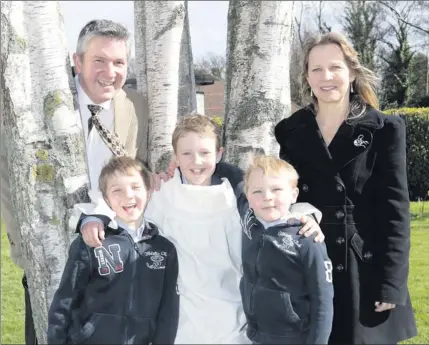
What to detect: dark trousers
<box><xmin>22</xmin><ymin>275</ymin><xmax>38</xmax><ymax>344</ymax></box>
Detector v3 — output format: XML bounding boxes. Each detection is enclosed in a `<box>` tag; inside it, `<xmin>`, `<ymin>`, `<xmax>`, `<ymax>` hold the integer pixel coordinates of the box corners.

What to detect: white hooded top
<box><xmin>145</xmin><ymin>169</ymin><xmax>249</xmax><ymax>344</ymax></box>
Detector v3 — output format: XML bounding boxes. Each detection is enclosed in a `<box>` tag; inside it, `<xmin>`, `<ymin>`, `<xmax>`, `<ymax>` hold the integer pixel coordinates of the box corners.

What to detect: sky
<box><xmin>59</xmin><ymin>1</ymin><xmax>345</xmax><ymax>62</ymax></box>
<box><xmin>59</xmin><ymin>1</ymin><xmax>229</xmax><ymax>61</ymax></box>
<box><xmin>59</xmin><ymin>1</ymin><xmax>427</xmax><ymax>64</ymax></box>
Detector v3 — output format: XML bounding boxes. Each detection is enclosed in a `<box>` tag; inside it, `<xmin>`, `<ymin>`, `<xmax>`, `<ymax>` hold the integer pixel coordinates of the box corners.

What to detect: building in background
<box><xmin>124</xmin><ymin>71</ymin><xmax>215</xmax><ymax>116</ymax></box>
<box><xmin>197</xmin><ymin>80</ymin><xmax>300</xmax><ymax>118</ymax></box>
<box><xmin>124</xmin><ymin>75</ymin><xmax>300</xmax><ymax>118</ymax></box>
<box><xmin>197</xmin><ymin>80</ymin><xmax>225</xmax><ymax>117</ymax></box>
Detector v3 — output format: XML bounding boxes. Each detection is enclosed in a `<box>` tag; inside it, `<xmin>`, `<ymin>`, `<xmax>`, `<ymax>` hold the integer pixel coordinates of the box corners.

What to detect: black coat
<box><xmin>274</xmin><ymin>106</ymin><xmax>417</xmax><ymax>344</ymax></box>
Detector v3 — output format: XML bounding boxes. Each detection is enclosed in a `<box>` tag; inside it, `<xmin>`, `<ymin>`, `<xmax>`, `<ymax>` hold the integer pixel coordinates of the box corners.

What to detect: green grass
<box><xmin>402</xmin><ymin>202</ymin><xmax>429</xmax><ymax>344</ymax></box>
<box><xmin>1</xmin><ymin>203</ymin><xmax>428</xmax><ymax>344</ymax></box>
<box><xmin>1</xmin><ymin>220</ymin><xmax>25</xmax><ymax>344</ymax></box>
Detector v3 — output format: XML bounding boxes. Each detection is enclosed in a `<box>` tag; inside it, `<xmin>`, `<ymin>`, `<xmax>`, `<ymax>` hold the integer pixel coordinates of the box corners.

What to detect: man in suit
<box><xmin>0</xmin><ymin>19</ymin><xmax>149</xmax><ymax>344</ymax></box>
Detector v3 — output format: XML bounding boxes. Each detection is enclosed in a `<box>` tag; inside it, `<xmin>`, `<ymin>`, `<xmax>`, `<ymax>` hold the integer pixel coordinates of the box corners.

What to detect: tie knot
<box><xmin>87</xmin><ymin>104</ymin><xmax>103</xmax><ymax>116</ymax></box>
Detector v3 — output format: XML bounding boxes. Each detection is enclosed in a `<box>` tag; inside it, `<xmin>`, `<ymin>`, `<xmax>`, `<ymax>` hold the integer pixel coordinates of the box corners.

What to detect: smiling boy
<box><xmin>47</xmin><ymin>157</ymin><xmax>179</xmax><ymax>345</ymax></box>
<box><xmin>237</xmin><ymin>155</ymin><xmax>334</xmax><ymax>344</ymax></box>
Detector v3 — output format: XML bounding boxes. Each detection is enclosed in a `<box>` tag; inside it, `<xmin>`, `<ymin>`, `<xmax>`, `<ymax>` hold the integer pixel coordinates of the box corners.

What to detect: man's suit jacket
<box><xmin>114</xmin><ymin>86</ymin><xmax>148</xmax><ymax>163</ymax></box>
<box><xmin>0</xmin><ymin>85</ymin><xmax>149</xmax><ymax>269</ymax></box>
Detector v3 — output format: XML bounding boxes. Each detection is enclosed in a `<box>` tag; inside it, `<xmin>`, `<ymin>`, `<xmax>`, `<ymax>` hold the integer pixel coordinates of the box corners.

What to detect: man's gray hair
<box><xmin>76</xmin><ymin>19</ymin><xmax>132</xmax><ymax>59</ymax></box>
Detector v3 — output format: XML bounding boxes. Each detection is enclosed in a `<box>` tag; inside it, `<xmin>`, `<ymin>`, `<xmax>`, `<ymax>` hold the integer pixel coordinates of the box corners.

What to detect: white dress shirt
<box><xmin>145</xmin><ymin>170</ymin><xmax>249</xmax><ymax>344</ymax></box>
<box><xmin>75</xmin><ymin>76</ymin><xmax>114</xmax><ymax>190</ymax></box>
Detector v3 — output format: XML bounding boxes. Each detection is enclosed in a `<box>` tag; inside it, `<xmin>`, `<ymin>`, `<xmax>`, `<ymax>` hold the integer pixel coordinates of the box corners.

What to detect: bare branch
<box><xmin>379</xmin><ymin>1</ymin><xmax>429</xmax><ymax>35</ymax></box>
<box><xmin>294</xmin><ymin>1</ymin><xmax>305</xmax><ymax>47</ymax></box>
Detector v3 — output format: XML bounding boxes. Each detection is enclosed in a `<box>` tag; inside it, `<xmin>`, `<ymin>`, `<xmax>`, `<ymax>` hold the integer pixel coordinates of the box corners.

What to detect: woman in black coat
<box><xmin>274</xmin><ymin>32</ymin><xmax>417</xmax><ymax>344</ymax></box>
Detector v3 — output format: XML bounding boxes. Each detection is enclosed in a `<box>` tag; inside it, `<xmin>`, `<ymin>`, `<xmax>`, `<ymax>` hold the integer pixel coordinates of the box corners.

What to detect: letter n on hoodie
<box><xmin>94</xmin><ymin>244</ymin><xmax>124</xmax><ymax>275</ymax></box>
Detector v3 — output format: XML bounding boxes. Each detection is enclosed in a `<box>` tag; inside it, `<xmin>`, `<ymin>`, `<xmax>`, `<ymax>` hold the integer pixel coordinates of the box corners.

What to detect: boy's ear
<box><xmin>216</xmin><ymin>147</ymin><xmax>224</xmax><ymax>163</ymax></box>
<box><xmin>291</xmin><ymin>187</ymin><xmax>299</xmax><ymax>204</ymax></box>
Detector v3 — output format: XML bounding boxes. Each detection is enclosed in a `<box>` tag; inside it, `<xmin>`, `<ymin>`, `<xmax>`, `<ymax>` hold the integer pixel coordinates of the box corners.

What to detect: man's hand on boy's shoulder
<box><xmin>151</xmin><ymin>160</ymin><xmax>177</xmax><ymax>191</ymax></box>
<box><xmin>151</xmin><ymin>172</ymin><xmax>171</xmax><ymax>192</ymax></box>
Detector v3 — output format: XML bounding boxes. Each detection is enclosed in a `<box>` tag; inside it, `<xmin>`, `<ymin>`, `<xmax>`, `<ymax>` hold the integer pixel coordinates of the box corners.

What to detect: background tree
<box><xmin>134</xmin><ymin>1</ymin><xmax>188</xmax><ymax>172</ymax></box>
<box><xmin>312</xmin><ymin>1</ymin><xmax>332</xmax><ymax>34</ymax></box>
<box><xmin>379</xmin><ymin>25</ymin><xmax>414</xmax><ymax>108</ymax></box>
<box><xmin>378</xmin><ymin>2</ymin><xmax>416</xmax><ymax>108</ymax></box>
<box><xmin>406</xmin><ymin>52</ymin><xmax>429</xmax><ymax>106</ymax></box>
<box><xmin>289</xmin><ymin>30</ymin><xmax>305</xmax><ymax>106</ymax></box>
<box><xmin>289</xmin><ymin>1</ymin><xmax>334</xmax><ymax>106</ymax></box>
<box><xmin>127</xmin><ymin>56</ymin><xmax>137</xmax><ymax>79</ymax></box>
<box><xmin>289</xmin><ymin>1</ymin><xmax>308</xmax><ymax>106</ymax></box>
<box><xmin>341</xmin><ymin>0</ymin><xmax>384</xmax><ymax>71</ymax></box>
<box><xmin>1</xmin><ymin>1</ymin><xmax>89</xmax><ymax>343</ymax></box>
<box><xmin>194</xmin><ymin>52</ymin><xmax>227</xmax><ymax>81</ymax></box>
<box><xmin>223</xmin><ymin>0</ymin><xmax>294</xmax><ymax>168</ymax></box>
<box><xmin>379</xmin><ymin>0</ymin><xmax>429</xmax><ymax>36</ymax></box>
<box><xmin>177</xmin><ymin>1</ymin><xmax>197</xmax><ymax>119</ymax></box>
<box><xmin>373</xmin><ymin>1</ymin><xmax>429</xmax><ymax>108</ymax></box>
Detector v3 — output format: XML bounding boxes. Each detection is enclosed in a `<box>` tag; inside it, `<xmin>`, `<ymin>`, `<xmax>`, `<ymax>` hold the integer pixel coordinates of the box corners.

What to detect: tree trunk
<box><xmin>134</xmin><ymin>1</ymin><xmax>188</xmax><ymax>172</ymax></box>
<box><xmin>136</xmin><ymin>1</ymin><xmax>196</xmax><ymax>104</ymax></box>
<box><xmin>1</xmin><ymin>1</ymin><xmax>88</xmax><ymax>343</ymax></box>
<box><xmin>223</xmin><ymin>0</ymin><xmax>294</xmax><ymax>169</ymax></box>
<box><xmin>134</xmin><ymin>1</ymin><xmax>148</xmax><ymax>99</ymax></box>
<box><xmin>177</xmin><ymin>1</ymin><xmax>197</xmax><ymax>119</ymax></box>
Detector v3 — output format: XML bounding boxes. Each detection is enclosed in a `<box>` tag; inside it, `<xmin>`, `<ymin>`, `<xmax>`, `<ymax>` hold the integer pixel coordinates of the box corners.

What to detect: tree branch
<box><xmin>379</xmin><ymin>1</ymin><xmax>429</xmax><ymax>35</ymax></box>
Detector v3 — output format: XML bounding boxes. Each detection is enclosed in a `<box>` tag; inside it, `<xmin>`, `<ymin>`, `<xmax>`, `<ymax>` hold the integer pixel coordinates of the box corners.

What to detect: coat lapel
<box><xmin>328</xmin><ymin>124</ymin><xmax>373</xmax><ymax>169</ymax></box>
<box><xmin>113</xmin><ymin>89</ymin><xmax>132</xmax><ymax>149</ymax></box>
<box><xmin>280</xmin><ymin>106</ymin><xmax>384</xmax><ymax>174</ymax></box>
<box><xmin>284</xmin><ymin>111</ymin><xmax>338</xmax><ymax>176</ymax></box>
<box><xmin>329</xmin><ymin>109</ymin><xmax>384</xmax><ymax>169</ymax></box>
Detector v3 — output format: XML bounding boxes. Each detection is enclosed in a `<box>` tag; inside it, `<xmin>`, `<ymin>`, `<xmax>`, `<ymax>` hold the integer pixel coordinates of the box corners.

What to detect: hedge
<box><xmin>211</xmin><ymin>108</ymin><xmax>428</xmax><ymax>201</ymax></box>
<box><xmin>384</xmin><ymin>107</ymin><xmax>429</xmax><ymax>201</ymax></box>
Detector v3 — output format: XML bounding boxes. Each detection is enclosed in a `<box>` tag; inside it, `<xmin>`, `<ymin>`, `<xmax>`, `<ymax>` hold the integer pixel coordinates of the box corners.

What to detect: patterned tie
<box><xmin>87</xmin><ymin>104</ymin><xmax>128</xmax><ymax>157</ymax></box>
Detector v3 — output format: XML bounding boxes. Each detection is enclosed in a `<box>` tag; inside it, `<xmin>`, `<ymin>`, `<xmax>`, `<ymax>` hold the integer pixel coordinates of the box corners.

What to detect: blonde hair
<box><xmin>99</xmin><ymin>156</ymin><xmax>151</xmax><ymax>198</ymax></box>
<box><xmin>244</xmin><ymin>155</ymin><xmax>299</xmax><ymax>192</ymax></box>
<box><xmin>172</xmin><ymin>114</ymin><xmax>222</xmax><ymax>152</ymax></box>
<box><xmin>302</xmin><ymin>32</ymin><xmax>379</xmax><ymax>119</ymax></box>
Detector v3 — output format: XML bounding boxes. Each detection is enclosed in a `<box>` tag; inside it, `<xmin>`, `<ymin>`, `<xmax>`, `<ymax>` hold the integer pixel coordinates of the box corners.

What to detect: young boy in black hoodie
<box><xmin>221</xmin><ymin>155</ymin><xmax>334</xmax><ymax>344</ymax></box>
<box><xmin>47</xmin><ymin>156</ymin><xmax>179</xmax><ymax>344</ymax></box>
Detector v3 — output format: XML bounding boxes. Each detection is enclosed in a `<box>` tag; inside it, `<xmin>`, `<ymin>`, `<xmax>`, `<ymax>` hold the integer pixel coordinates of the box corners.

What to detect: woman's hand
<box><xmin>298</xmin><ymin>215</ymin><xmax>325</xmax><ymax>243</ymax></box>
<box><xmin>374</xmin><ymin>302</ymin><xmax>396</xmax><ymax>312</ymax></box>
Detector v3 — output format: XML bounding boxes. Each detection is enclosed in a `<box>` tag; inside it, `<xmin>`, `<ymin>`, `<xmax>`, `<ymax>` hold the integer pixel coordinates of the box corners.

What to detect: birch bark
<box><xmin>223</xmin><ymin>0</ymin><xmax>295</xmax><ymax>169</ymax></box>
<box><xmin>1</xmin><ymin>2</ymin><xmax>88</xmax><ymax>342</ymax></box>
<box><xmin>135</xmin><ymin>1</ymin><xmax>195</xmax><ymax>171</ymax></box>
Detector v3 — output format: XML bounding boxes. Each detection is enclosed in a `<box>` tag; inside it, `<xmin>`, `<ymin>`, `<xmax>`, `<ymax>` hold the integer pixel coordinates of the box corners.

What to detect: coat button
<box><xmin>336</xmin><ymin>184</ymin><xmax>344</xmax><ymax>192</ymax></box>
<box><xmin>302</xmin><ymin>184</ymin><xmax>309</xmax><ymax>192</ymax></box>
<box><xmin>336</xmin><ymin>237</ymin><xmax>345</xmax><ymax>245</ymax></box>
<box><xmin>363</xmin><ymin>251</ymin><xmax>373</xmax><ymax>260</ymax></box>
<box><xmin>336</xmin><ymin>264</ymin><xmax>344</xmax><ymax>272</ymax></box>
<box><xmin>335</xmin><ymin>210</ymin><xmax>345</xmax><ymax>219</ymax></box>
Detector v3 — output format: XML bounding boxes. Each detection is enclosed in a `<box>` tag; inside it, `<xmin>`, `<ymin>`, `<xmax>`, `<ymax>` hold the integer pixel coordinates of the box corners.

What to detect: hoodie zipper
<box><xmin>123</xmin><ymin>232</ymin><xmax>140</xmax><ymax>345</ymax></box>
<box><xmin>250</xmin><ymin>232</ymin><xmax>264</xmax><ymax>316</ymax></box>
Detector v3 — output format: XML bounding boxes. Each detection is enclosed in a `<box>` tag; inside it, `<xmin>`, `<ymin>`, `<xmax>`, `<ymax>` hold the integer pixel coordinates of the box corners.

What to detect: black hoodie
<box><xmin>47</xmin><ymin>218</ymin><xmax>179</xmax><ymax>345</ymax></box>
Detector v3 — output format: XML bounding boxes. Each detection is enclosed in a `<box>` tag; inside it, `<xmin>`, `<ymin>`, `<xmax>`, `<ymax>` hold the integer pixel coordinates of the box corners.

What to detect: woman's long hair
<box><xmin>301</xmin><ymin>32</ymin><xmax>380</xmax><ymax>120</ymax></box>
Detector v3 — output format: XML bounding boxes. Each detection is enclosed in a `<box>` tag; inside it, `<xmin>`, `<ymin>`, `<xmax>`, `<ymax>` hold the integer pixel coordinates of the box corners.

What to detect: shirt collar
<box><xmin>256</xmin><ymin>212</ymin><xmax>294</xmax><ymax>230</ymax></box>
<box><xmin>116</xmin><ymin>217</ymin><xmax>146</xmax><ymax>239</ymax></box>
<box><xmin>75</xmin><ymin>75</ymin><xmax>111</xmax><ymax>110</ymax></box>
